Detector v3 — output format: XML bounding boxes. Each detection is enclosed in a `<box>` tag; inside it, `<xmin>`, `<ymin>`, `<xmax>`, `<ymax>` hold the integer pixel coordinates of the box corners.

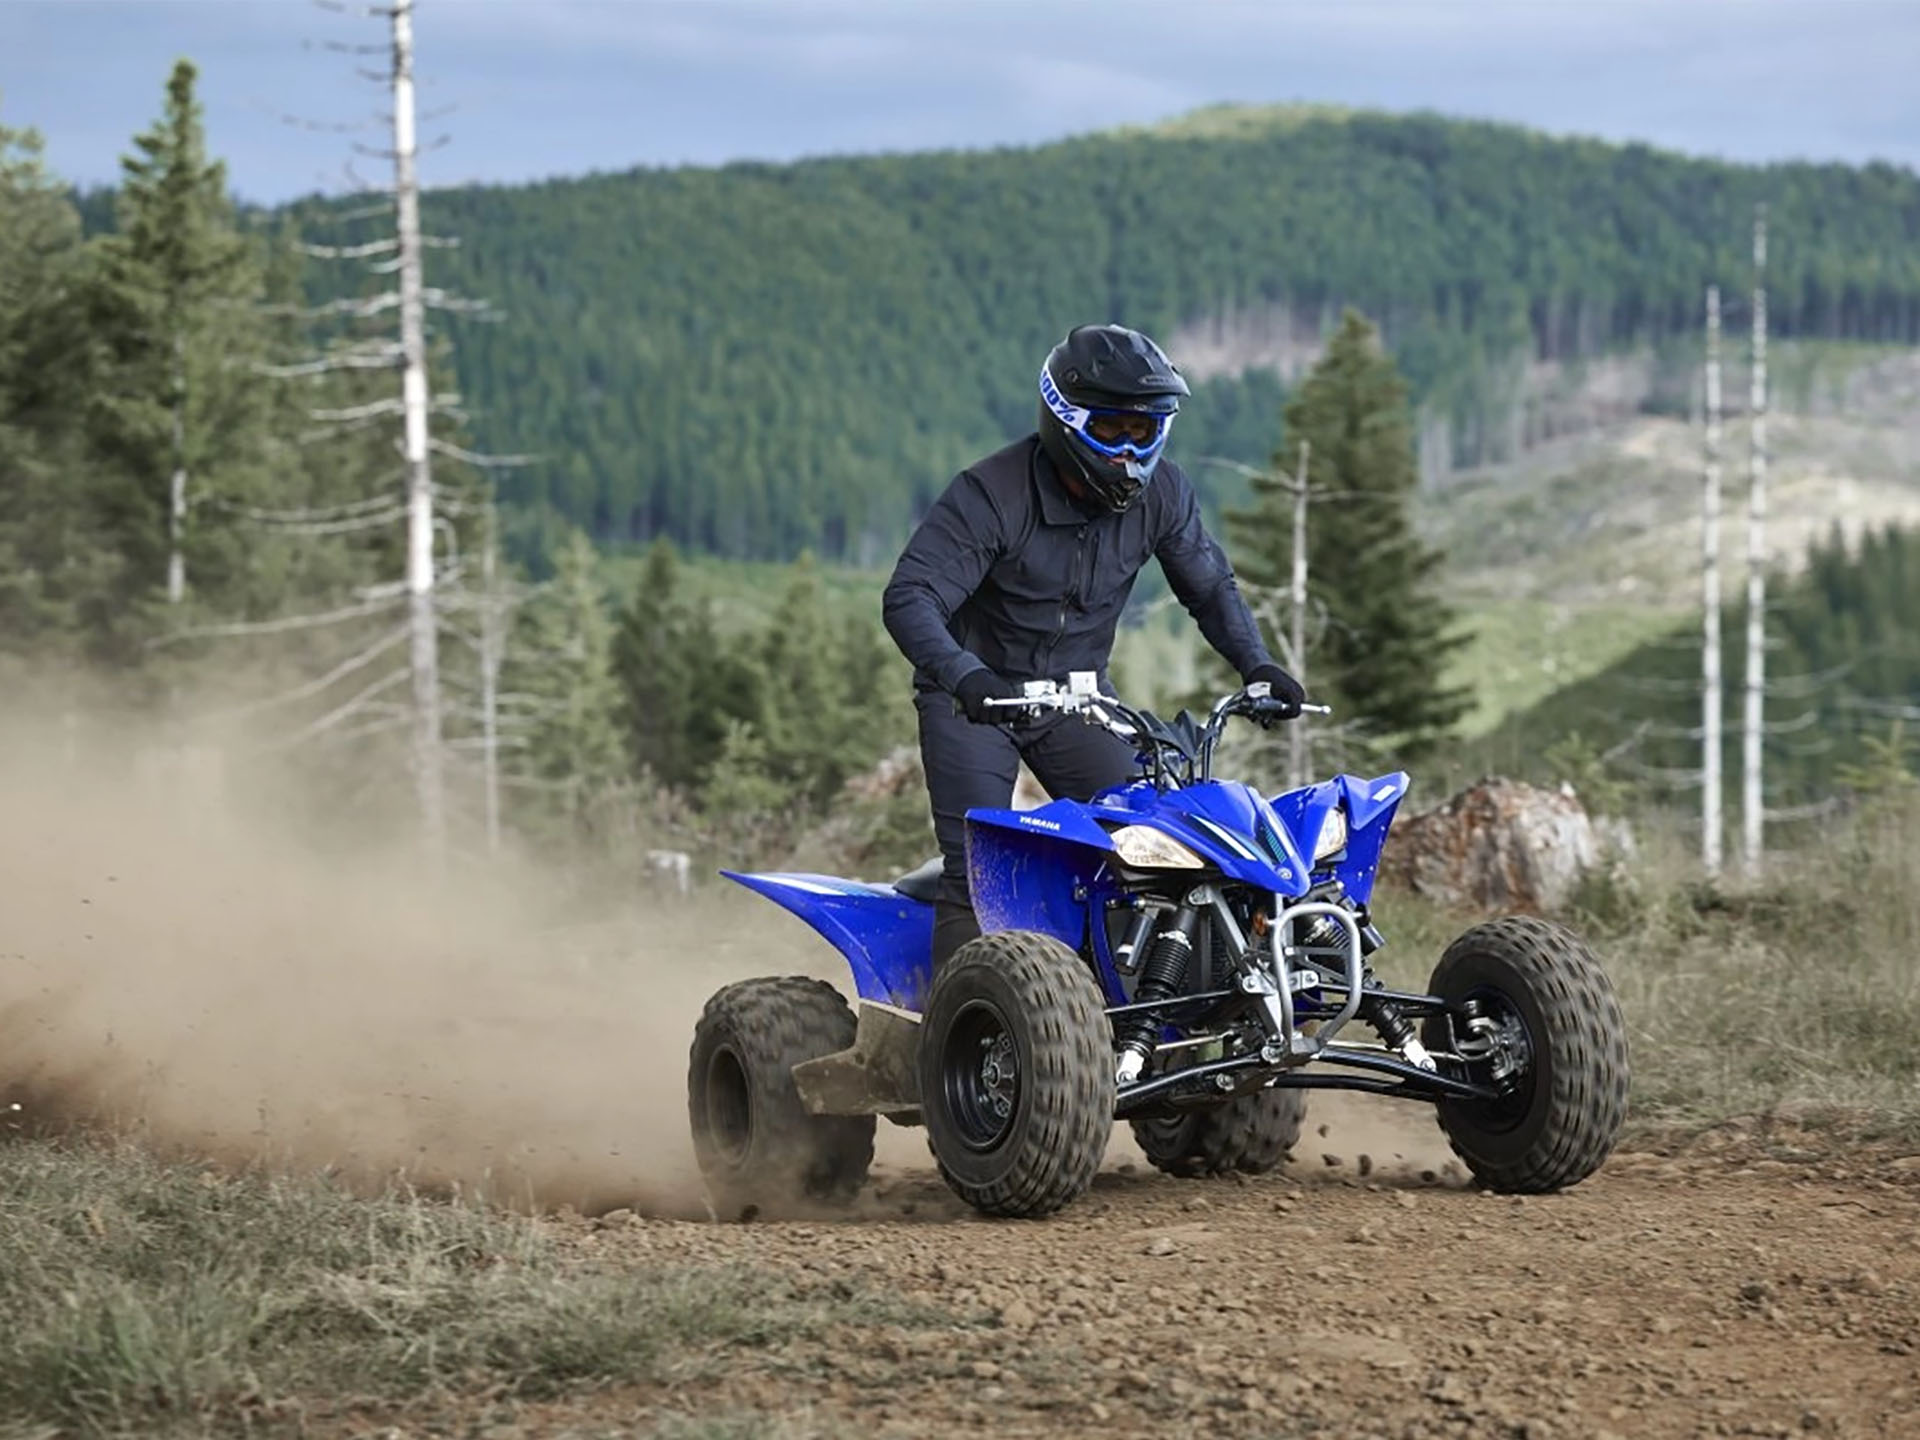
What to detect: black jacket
<box><xmin>883</xmin><ymin>436</ymin><xmax>1273</xmax><ymax>695</ymax></box>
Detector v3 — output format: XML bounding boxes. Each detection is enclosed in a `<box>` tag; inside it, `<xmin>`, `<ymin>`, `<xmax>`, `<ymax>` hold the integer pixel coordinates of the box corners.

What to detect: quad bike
<box><xmin>688</xmin><ymin>673</ymin><xmax>1629</xmax><ymax>1219</ymax></box>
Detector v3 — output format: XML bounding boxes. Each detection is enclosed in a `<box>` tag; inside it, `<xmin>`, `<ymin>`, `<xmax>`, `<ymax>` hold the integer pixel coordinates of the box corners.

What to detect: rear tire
<box><xmin>1422</xmin><ymin>917</ymin><xmax>1628</xmax><ymax>1194</ymax></box>
<box><xmin>1132</xmin><ymin>1088</ymin><xmax>1307</xmax><ymax>1178</ymax></box>
<box><xmin>688</xmin><ymin>977</ymin><xmax>875</xmax><ymax>1217</ymax></box>
<box><xmin>919</xmin><ymin>931</ymin><xmax>1111</xmax><ymax>1218</ymax></box>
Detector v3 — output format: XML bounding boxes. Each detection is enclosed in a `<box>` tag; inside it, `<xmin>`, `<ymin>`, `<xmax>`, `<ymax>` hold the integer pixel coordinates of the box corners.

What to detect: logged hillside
<box><xmin>1471</xmin><ymin>521</ymin><xmax>1920</xmax><ymax>808</ymax></box>
<box><xmin>288</xmin><ymin>106</ymin><xmax>1920</xmax><ymax>563</ymax></box>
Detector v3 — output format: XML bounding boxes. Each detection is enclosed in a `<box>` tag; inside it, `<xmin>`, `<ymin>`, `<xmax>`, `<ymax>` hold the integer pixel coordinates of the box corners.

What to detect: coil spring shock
<box><xmin>1114</xmin><ymin>905</ymin><xmax>1197</xmax><ymax>1085</ymax></box>
<box><xmin>1295</xmin><ymin>906</ymin><xmax>1427</xmax><ymax>1063</ymax></box>
<box><xmin>1361</xmin><ymin>992</ymin><xmax>1414</xmax><ymax>1048</ymax></box>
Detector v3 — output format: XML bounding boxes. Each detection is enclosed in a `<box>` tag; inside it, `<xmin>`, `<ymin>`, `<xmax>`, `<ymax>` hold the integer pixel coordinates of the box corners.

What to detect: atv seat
<box><xmin>892</xmin><ymin>857</ymin><xmax>943</xmax><ymax>903</ymax></box>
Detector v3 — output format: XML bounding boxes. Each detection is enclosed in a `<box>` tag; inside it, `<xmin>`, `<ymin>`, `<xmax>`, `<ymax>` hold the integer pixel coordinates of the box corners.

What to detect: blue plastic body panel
<box><xmin>1267</xmin><ymin>770</ymin><xmax>1410</xmax><ymax>905</ymax></box>
<box><xmin>725</xmin><ymin>768</ymin><xmax>1413</xmax><ymax>1017</ymax></box>
<box><xmin>721</xmin><ymin>870</ymin><xmax>932</xmax><ymax>1009</ymax></box>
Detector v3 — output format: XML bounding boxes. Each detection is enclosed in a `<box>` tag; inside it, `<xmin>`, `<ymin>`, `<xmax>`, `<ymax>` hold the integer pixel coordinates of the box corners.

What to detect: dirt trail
<box><xmin>511</xmin><ymin>1101</ymin><xmax>1920</xmax><ymax>1440</ymax></box>
<box><xmin>7</xmin><ymin>706</ymin><xmax>1918</xmax><ymax>1438</ymax></box>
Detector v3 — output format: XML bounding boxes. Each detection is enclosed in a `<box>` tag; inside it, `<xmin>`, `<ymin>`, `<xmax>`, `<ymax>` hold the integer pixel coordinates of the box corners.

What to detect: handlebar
<box><xmin>981</xmin><ymin>671</ymin><xmax>1330</xmax><ymax>787</ymax></box>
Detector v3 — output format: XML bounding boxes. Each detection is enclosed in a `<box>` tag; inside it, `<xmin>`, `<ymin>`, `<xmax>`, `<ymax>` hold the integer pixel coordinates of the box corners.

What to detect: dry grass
<box><xmin>0</xmin><ymin>1139</ymin><xmax>947</xmax><ymax>1438</ymax></box>
<box><xmin>1567</xmin><ymin>797</ymin><xmax>1920</xmax><ymax>1130</ymax></box>
<box><xmin>1369</xmin><ymin>792</ymin><xmax>1920</xmax><ymax>1133</ymax></box>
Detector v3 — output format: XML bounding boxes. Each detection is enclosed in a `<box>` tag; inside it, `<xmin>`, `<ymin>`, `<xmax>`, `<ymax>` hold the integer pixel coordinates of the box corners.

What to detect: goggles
<box><xmin>1040</xmin><ymin>363</ymin><xmax>1177</xmax><ymax>462</ymax></box>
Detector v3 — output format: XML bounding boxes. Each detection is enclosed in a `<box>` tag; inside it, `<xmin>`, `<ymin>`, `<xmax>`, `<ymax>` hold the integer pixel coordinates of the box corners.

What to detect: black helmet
<box><xmin>1036</xmin><ymin>324</ymin><xmax>1190</xmax><ymax>512</ymax></box>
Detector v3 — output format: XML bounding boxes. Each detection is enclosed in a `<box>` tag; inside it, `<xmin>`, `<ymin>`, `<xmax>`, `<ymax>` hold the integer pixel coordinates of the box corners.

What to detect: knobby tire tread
<box><xmin>922</xmin><ymin>931</ymin><xmax>1110</xmax><ymax>1219</ymax></box>
<box><xmin>1132</xmin><ymin>1088</ymin><xmax>1307</xmax><ymax>1178</ymax></box>
<box><xmin>688</xmin><ymin>976</ymin><xmax>875</xmax><ymax>1214</ymax></box>
<box><xmin>1428</xmin><ymin>916</ymin><xmax>1629</xmax><ymax>1194</ymax></box>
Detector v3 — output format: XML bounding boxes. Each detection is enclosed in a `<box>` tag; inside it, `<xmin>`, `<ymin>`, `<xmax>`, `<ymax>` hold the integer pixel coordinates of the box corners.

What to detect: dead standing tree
<box><xmin>1742</xmin><ymin>205</ymin><xmax>1769</xmax><ymax>878</ymax></box>
<box><xmin>1205</xmin><ymin>444</ymin><xmax>1391</xmax><ymax>790</ymax></box>
<box><xmin>388</xmin><ymin>0</ymin><xmax>445</xmax><ymax>859</ymax></box>
<box><xmin>1701</xmin><ymin>284</ymin><xmax>1724</xmax><ymax>874</ymax></box>
<box><xmin>161</xmin><ymin>0</ymin><xmax>515</xmax><ymax>863</ymax></box>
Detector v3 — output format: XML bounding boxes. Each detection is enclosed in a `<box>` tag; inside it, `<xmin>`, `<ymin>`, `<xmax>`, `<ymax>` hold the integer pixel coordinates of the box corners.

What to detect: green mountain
<box><xmin>283</xmin><ymin>105</ymin><xmax>1920</xmax><ymax>564</ymax></box>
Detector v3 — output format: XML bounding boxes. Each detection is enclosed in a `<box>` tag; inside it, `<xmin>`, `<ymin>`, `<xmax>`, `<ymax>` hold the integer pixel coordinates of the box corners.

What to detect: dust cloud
<box><xmin>0</xmin><ymin>700</ymin><xmax>784</xmax><ymax>1217</ymax></box>
<box><xmin>0</xmin><ymin>696</ymin><xmax>1457</xmax><ymax>1219</ymax></box>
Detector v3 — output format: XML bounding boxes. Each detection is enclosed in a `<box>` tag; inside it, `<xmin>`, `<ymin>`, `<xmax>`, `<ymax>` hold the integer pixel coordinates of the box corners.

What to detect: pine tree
<box><xmin>82</xmin><ymin>60</ymin><xmax>270</xmax><ymax>645</ymax></box>
<box><xmin>0</xmin><ymin>112</ymin><xmax>102</xmax><ymax>654</ymax></box>
<box><xmin>1228</xmin><ymin>310</ymin><xmax>1471</xmax><ymax>760</ymax></box>
<box><xmin>754</xmin><ymin>555</ymin><xmax>856</xmax><ymax>808</ymax></box>
<box><xmin>611</xmin><ymin>538</ymin><xmax>696</xmax><ymax>784</ymax></box>
<box><xmin>512</xmin><ymin>530</ymin><xmax>627</xmax><ymax>823</ymax></box>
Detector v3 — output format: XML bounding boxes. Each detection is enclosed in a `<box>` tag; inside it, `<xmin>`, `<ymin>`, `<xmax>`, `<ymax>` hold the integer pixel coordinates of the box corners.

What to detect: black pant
<box><xmin>915</xmin><ymin>688</ymin><xmax>1139</xmax><ymax>971</ymax></box>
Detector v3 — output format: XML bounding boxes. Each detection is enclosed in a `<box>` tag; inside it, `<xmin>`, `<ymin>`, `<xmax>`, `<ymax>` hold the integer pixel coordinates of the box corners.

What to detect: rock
<box><xmin>1843</xmin><ymin>1267</ymin><xmax>1886</xmax><ymax>1296</ymax></box>
<box><xmin>1428</xmin><ymin>1374</ymin><xmax>1470</xmax><ymax>1406</ymax></box>
<box><xmin>1357</xmin><ymin>1153</ymin><xmax>1374</xmax><ymax>1177</ymax></box>
<box><xmin>968</xmin><ymin>1359</ymin><xmax>1001</xmax><ymax>1380</ymax></box>
<box><xmin>998</xmin><ymin>1299</ymin><xmax>1037</xmax><ymax>1329</ymax></box>
<box><xmin>1146</xmin><ymin>1235</ymin><xmax>1179</xmax><ymax>1257</ymax></box>
<box><xmin>1376</xmin><ymin>776</ymin><xmax>1614</xmax><ymax>913</ymax></box>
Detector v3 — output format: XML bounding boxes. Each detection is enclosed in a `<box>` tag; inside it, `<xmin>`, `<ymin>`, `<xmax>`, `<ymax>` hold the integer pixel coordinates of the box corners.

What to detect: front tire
<box><xmin>1423</xmin><ymin>917</ymin><xmax>1628</xmax><ymax>1193</ymax></box>
<box><xmin>1132</xmin><ymin>1088</ymin><xmax>1307</xmax><ymax>1178</ymax></box>
<box><xmin>919</xmin><ymin>931</ymin><xmax>1111</xmax><ymax>1218</ymax></box>
<box><xmin>688</xmin><ymin>977</ymin><xmax>875</xmax><ymax>1216</ymax></box>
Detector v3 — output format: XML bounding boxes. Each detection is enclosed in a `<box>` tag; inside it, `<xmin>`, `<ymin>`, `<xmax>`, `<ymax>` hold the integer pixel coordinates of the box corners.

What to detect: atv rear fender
<box><xmin>722</xmin><ymin>871</ymin><xmax>933</xmax><ymax>1009</ymax></box>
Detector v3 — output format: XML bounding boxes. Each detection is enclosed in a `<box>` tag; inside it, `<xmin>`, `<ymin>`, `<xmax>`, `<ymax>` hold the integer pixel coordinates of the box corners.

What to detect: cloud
<box><xmin>3</xmin><ymin>0</ymin><xmax>1917</xmax><ymax>201</ymax></box>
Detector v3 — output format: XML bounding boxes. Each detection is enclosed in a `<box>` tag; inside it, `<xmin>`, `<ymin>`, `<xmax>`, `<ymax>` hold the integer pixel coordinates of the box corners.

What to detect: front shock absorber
<box><xmin>1358</xmin><ymin>985</ymin><xmax>1438</xmax><ymax>1073</ymax></box>
<box><xmin>1114</xmin><ymin>904</ymin><xmax>1197</xmax><ymax>1086</ymax></box>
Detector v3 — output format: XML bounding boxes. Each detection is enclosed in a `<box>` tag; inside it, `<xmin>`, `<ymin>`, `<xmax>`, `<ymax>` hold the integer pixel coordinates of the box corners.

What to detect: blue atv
<box><xmin>688</xmin><ymin>674</ymin><xmax>1628</xmax><ymax>1219</ymax></box>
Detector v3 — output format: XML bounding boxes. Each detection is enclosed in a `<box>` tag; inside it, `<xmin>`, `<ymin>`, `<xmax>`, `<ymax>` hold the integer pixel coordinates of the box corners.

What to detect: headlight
<box><xmin>1310</xmin><ymin>806</ymin><xmax>1349</xmax><ymax>863</ymax></box>
<box><xmin>1111</xmin><ymin>825</ymin><xmax>1205</xmax><ymax>870</ymax></box>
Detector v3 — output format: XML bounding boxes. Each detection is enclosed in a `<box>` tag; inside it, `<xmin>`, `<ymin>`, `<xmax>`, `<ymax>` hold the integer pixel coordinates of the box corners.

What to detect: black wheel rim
<box><xmin>1459</xmin><ymin>985</ymin><xmax>1537</xmax><ymax>1134</ymax></box>
<box><xmin>704</xmin><ymin>1046</ymin><xmax>753</xmax><ymax>1165</ymax></box>
<box><xmin>941</xmin><ymin>998</ymin><xmax>1020</xmax><ymax>1151</ymax></box>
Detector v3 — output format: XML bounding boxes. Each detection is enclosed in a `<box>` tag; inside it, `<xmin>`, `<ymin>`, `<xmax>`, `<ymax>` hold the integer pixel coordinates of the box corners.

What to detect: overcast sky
<box><xmin>3</xmin><ymin>0</ymin><xmax>1917</xmax><ymax>203</ymax></box>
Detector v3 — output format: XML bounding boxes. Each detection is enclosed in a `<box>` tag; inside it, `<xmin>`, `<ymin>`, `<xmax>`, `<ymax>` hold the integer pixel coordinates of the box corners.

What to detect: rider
<box><xmin>882</xmin><ymin>323</ymin><xmax>1305</xmax><ymax>971</ymax></box>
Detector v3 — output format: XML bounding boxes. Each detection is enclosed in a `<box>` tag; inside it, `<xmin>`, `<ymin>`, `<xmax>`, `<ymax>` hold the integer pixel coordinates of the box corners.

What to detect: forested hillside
<box><xmin>279</xmin><ymin>105</ymin><xmax>1920</xmax><ymax>563</ymax></box>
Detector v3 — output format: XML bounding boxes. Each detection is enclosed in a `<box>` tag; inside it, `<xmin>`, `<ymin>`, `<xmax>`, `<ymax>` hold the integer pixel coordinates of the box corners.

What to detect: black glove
<box><xmin>1243</xmin><ymin>663</ymin><xmax>1306</xmax><ymax>725</ymax></box>
<box><xmin>954</xmin><ymin>668</ymin><xmax>1020</xmax><ymax>724</ymax></box>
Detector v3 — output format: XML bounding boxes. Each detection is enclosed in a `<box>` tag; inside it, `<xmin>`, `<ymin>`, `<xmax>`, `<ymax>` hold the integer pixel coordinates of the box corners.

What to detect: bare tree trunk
<box><xmin>1701</xmin><ymin>285</ymin><xmax>1723</xmax><ymax>875</ymax></box>
<box><xmin>168</xmin><ymin>336</ymin><xmax>186</xmax><ymax>603</ymax></box>
<box><xmin>480</xmin><ymin>503</ymin><xmax>502</xmax><ymax>857</ymax></box>
<box><xmin>1742</xmin><ymin>207</ymin><xmax>1768</xmax><ymax>879</ymax></box>
<box><xmin>1288</xmin><ymin>439</ymin><xmax>1311</xmax><ymax>790</ymax></box>
<box><xmin>392</xmin><ymin>0</ymin><xmax>444</xmax><ymax>863</ymax></box>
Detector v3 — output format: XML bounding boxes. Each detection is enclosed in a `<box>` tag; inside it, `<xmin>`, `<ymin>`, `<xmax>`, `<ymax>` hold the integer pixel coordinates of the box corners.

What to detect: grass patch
<box><xmin>1566</xmin><ymin>798</ymin><xmax>1920</xmax><ymax>1123</ymax></box>
<box><xmin>1371</xmin><ymin>792</ymin><xmax>1920</xmax><ymax>1129</ymax></box>
<box><xmin>1440</xmin><ymin>594</ymin><xmax>1681</xmax><ymax>738</ymax></box>
<box><xmin>0</xmin><ymin>1143</ymin><xmax>946</xmax><ymax>1438</ymax></box>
